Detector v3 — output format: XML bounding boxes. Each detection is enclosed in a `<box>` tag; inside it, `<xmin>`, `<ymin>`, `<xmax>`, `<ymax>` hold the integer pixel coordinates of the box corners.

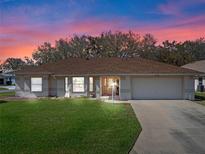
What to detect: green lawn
<box><xmin>195</xmin><ymin>92</ymin><xmax>205</xmax><ymax>106</ymax></box>
<box><xmin>0</xmin><ymin>91</ymin><xmax>15</xmax><ymax>98</ymax></box>
<box><xmin>0</xmin><ymin>99</ymin><xmax>141</xmax><ymax>154</ymax></box>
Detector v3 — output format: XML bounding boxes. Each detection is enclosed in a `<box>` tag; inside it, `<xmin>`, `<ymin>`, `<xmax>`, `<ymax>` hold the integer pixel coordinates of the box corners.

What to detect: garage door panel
<box><xmin>131</xmin><ymin>77</ymin><xmax>182</xmax><ymax>99</ymax></box>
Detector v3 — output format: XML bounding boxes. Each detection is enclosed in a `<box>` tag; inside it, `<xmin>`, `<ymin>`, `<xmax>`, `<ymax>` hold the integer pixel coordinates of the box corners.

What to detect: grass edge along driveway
<box><xmin>195</xmin><ymin>92</ymin><xmax>205</xmax><ymax>106</ymax></box>
<box><xmin>0</xmin><ymin>98</ymin><xmax>141</xmax><ymax>154</ymax></box>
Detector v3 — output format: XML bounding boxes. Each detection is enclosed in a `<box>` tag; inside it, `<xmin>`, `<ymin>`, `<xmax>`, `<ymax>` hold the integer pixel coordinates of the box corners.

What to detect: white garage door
<box><xmin>131</xmin><ymin>77</ymin><xmax>183</xmax><ymax>99</ymax></box>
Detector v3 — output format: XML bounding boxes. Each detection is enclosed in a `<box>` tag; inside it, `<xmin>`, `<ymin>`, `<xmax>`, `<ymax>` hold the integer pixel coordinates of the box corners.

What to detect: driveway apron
<box><xmin>130</xmin><ymin>100</ymin><xmax>205</xmax><ymax>154</ymax></box>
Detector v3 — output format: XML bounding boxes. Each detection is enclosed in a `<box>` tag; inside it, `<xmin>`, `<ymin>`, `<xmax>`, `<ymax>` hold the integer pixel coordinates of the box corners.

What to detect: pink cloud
<box><xmin>158</xmin><ymin>0</ymin><xmax>205</xmax><ymax>16</ymax></box>
<box><xmin>145</xmin><ymin>26</ymin><xmax>205</xmax><ymax>43</ymax></box>
<box><xmin>158</xmin><ymin>2</ymin><xmax>181</xmax><ymax>16</ymax></box>
<box><xmin>61</xmin><ymin>19</ymin><xmax>126</xmax><ymax>36</ymax></box>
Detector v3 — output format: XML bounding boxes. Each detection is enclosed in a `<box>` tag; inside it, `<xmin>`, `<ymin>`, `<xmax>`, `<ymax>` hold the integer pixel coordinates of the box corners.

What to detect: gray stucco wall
<box><xmin>56</xmin><ymin>77</ymin><xmax>65</xmax><ymax>97</ymax></box>
<box><xmin>15</xmin><ymin>75</ymin><xmax>24</xmax><ymax>97</ymax></box>
<box><xmin>49</xmin><ymin>76</ymin><xmax>57</xmax><ymax>96</ymax></box>
<box><xmin>15</xmin><ymin>74</ymin><xmax>195</xmax><ymax>100</ymax></box>
<box><xmin>55</xmin><ymin>76</ymin><xmax>89</xmax><ymax>98</ymax></box>
<box><xmin>119</xmin><ymin>76</ymin><xmax>131</xmax><ymax>100</ymax></box>
<box><xmin>16</xmin><ymin>75</ymin><xmax>91</xmax><ymax>98</ymax></box>
<box><xmin>15</xmin><ymin>75</ymin><xmax>49</xmax><ymax>98</ymax></box>
<box><xmin>183</xmin><ymin>76</ymin><xmax>195</xmax><ymax>100</ymax></box>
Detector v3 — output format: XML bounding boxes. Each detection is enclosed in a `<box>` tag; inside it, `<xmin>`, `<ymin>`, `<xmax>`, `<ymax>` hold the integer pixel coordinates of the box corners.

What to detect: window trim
<box><xmin>31</xmin><ymin>77</ymin><xmax>42</xmax><ymax>92</ymax></box>
<box><xmin>72</xmin><ymin>77</ymin><xmax>85</xmax><ymax>93</ymax></box>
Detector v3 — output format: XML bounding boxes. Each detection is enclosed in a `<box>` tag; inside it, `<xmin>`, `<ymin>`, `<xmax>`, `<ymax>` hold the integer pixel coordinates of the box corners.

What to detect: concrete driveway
<box><xmin>130</xmin><ymin>100</ymin><xmax>205</xmax><ymax>154</ymax></box>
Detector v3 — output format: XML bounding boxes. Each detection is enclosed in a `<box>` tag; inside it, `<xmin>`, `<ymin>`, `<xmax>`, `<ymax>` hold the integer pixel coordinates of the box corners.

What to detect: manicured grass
<box><xmin>0</xmin><ymin>91</ymin><xmax>15</xmax><ymax>98</ymax></box>
<box><xmin>195</xmin><ymin>92</ymin><xmax>205</xmax><ymax>100</ymax></box>
<box><xmin>0</xmin><ymin>87</ymin><xmax>8</xmax><ymax>91</ymax></box>
<box><xmin>199</xmin><ymin>101</ymin><xmax>205</xmax><ymax>106</ymax></box>
<box><xmin>0</xmin><ymin>99</ymin><xmax>141</xmax><ymax>154</ymax></box>
<box><xmin>195</xmin><ymin>92</ymin><xmax>205</xmax><ymax>106</ymax></box>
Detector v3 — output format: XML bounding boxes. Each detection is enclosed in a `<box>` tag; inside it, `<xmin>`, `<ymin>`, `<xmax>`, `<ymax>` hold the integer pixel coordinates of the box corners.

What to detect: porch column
<box><xmin>95</xmin><ymin>77</ymin><xmax>100</xmax><ymax>99</ymax></box>
<box><xmin>42</xmin><ymin>75</ymin><xmax>49</xmax><ymax>97</ymax></box>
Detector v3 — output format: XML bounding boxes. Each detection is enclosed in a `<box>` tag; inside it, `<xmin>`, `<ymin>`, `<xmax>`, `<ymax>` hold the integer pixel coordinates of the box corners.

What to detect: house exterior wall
<box><xmin>55</xmin><ymin>76</ymin><xmax>89</xmax><ymax>98</ymax></box>
<box><xmin>183</xmin><ymin>76</ymin><xmax>195</xmax><ymax>100</ymax></box>
<box><xmin>119</xmin><ymin>76</ymin><xmax>131</xmax><ymax>100</ymax></box>
<box><xmin>15</xmin><ymin>74</ymin><xmax>195</xmax><ymax>100</ymax></box>
<box><xmin>56</xmin><ymin>77</ymin><xmax>65</xmax><ymax>97</ymax></box>
<box><xmin>15</xmin><ymin>75</ymin><xmax>49</xmax><ymax>97</ymax></box>
<box><xmin>15</xmin><ymin>75</ymin><xmax>24</xmax><ymax>96</ymax></box>
<box><xmin>16</xmin><ymin>75</ymin><xmax>92</xmax><ymax>98</ymax></box>
<box><xmin>48</xmin><ymin>76</ymin><xmax>57</xmax><ymax>96</ymax></box>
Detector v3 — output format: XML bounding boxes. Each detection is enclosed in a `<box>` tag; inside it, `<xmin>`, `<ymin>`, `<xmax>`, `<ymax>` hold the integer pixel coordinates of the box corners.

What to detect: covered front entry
<box><xmin>101</xmin><ymin>76</ymin><xmax>120</xmax><ymax>96</ymax></box>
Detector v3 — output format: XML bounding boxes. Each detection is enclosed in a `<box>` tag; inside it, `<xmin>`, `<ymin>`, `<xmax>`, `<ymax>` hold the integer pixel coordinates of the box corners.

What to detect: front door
<box><xmin>101</xmin><ymin>77</ymin><xmax>119</xmax><ymax>96</ymax></box>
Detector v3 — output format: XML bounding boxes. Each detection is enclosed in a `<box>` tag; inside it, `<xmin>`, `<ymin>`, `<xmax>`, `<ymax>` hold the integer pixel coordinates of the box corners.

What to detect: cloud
<box><xmin>158</xmin><ymin>0</ymin><xmax>205</xmax><ymax>16</ymax></box>
<box><xmin>158</xmin><ymin>2</ymin><xmax>181</xmax><ymax>16</ymax></box>
<box><xmin>61</xmin><ymin>19</ymin><xmax>126</xmax><ymax>36</ymax></box>
<box><xmin>143</xmin><ymin>25</ymin><xmax>205</xmax><ymax>43</ymax></box>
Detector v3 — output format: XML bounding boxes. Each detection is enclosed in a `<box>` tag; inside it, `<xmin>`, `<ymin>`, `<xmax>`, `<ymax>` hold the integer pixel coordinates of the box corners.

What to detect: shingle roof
<box><xmin>182</xmin><ymin>60</ymin><xmax>205</xmax><ymax>73</ymax></box>
<box><xmin>16</xmin><ymin>57</ymin><xmax>201</xmax><ymax>75</ymax></box>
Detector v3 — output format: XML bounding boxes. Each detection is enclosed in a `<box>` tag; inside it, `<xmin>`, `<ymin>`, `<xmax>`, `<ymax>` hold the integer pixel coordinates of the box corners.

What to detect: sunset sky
<box><xmin>0</xmin><ymin>0</ymin><xmax>205</xmax><ymax>61</ymax></box>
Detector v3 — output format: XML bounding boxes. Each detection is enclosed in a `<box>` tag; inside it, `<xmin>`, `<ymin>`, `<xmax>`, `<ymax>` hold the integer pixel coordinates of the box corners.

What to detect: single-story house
<box><xmin>15</xmin><ymin>57</ymin><xmax>202</xmax><ymax>100</ymax></box>
<box><xmin>0</xmin><ymin>70</ymin><xmax>15</xmax><ymax>85</ymax></box>
<box><xmin>182</xmin><ymin>60</ymin><xmax>205</xmax><ymax>92</ymax></box>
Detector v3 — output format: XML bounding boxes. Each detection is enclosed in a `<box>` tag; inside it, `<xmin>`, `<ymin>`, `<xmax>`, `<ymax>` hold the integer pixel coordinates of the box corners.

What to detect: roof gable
<box><xmin>182</xmin><ymin>60</ymin><xmax>205</xmax><ymax>73</ymax></box>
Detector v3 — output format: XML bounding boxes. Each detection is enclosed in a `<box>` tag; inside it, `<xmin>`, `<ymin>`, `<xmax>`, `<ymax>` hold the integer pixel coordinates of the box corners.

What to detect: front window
<box><xmin>72</xmin><ymin>77</ymin><xmax>84</xmax><ymax>92</ymax></box>
<box><xmin>89</xmin><ymin>77</ymin><xmax>93</xmax><ymax>92</ymax></box>
<box><xmin>31</xmin><ymin>77</ymin><xmax>42</xmax><ymax>92</ymax></box>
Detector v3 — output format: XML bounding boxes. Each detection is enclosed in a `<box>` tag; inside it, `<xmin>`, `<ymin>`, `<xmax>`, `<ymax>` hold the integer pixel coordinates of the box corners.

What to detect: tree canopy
<box><xmin>1</xmin><ymin>31</ymin><xmax>205</xmax><ymax>70</ymax></box>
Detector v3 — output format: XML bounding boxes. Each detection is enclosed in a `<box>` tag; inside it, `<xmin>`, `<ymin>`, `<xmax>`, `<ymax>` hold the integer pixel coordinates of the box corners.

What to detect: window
<box><xmin>89</xmin><ymin>77</ymin><xmax>93</xmax><ymax>92</ymax></box>
<box><xmin>65</xmin><ymin>77</ymin><xmax>68</xmax><ymax>92</ymax></box>
<box><xmin>72</xmin><ymin>77</ymin><xmax>84</xmax><ymax>92</ymax></box>
<box><xmin>31</xmin><ymin>77</ymin><xmax>42</xmax><ymax>92</ymax></box>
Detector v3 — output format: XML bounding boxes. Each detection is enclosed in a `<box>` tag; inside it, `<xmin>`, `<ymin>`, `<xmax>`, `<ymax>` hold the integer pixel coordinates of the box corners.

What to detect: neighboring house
<box><xmin>0</xmin><ymin>70</ymin><xmax>15</xmax><ymax>85</ymax></box>
<box><xmin>182</xmin><ymin>60</ymin><xmax>205</xmax><ymax>92</ymax></box>
<box><xmin>15</xmin><ymin>57</ymin><xmax>202</xmax><ymax>100</ymax></box>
